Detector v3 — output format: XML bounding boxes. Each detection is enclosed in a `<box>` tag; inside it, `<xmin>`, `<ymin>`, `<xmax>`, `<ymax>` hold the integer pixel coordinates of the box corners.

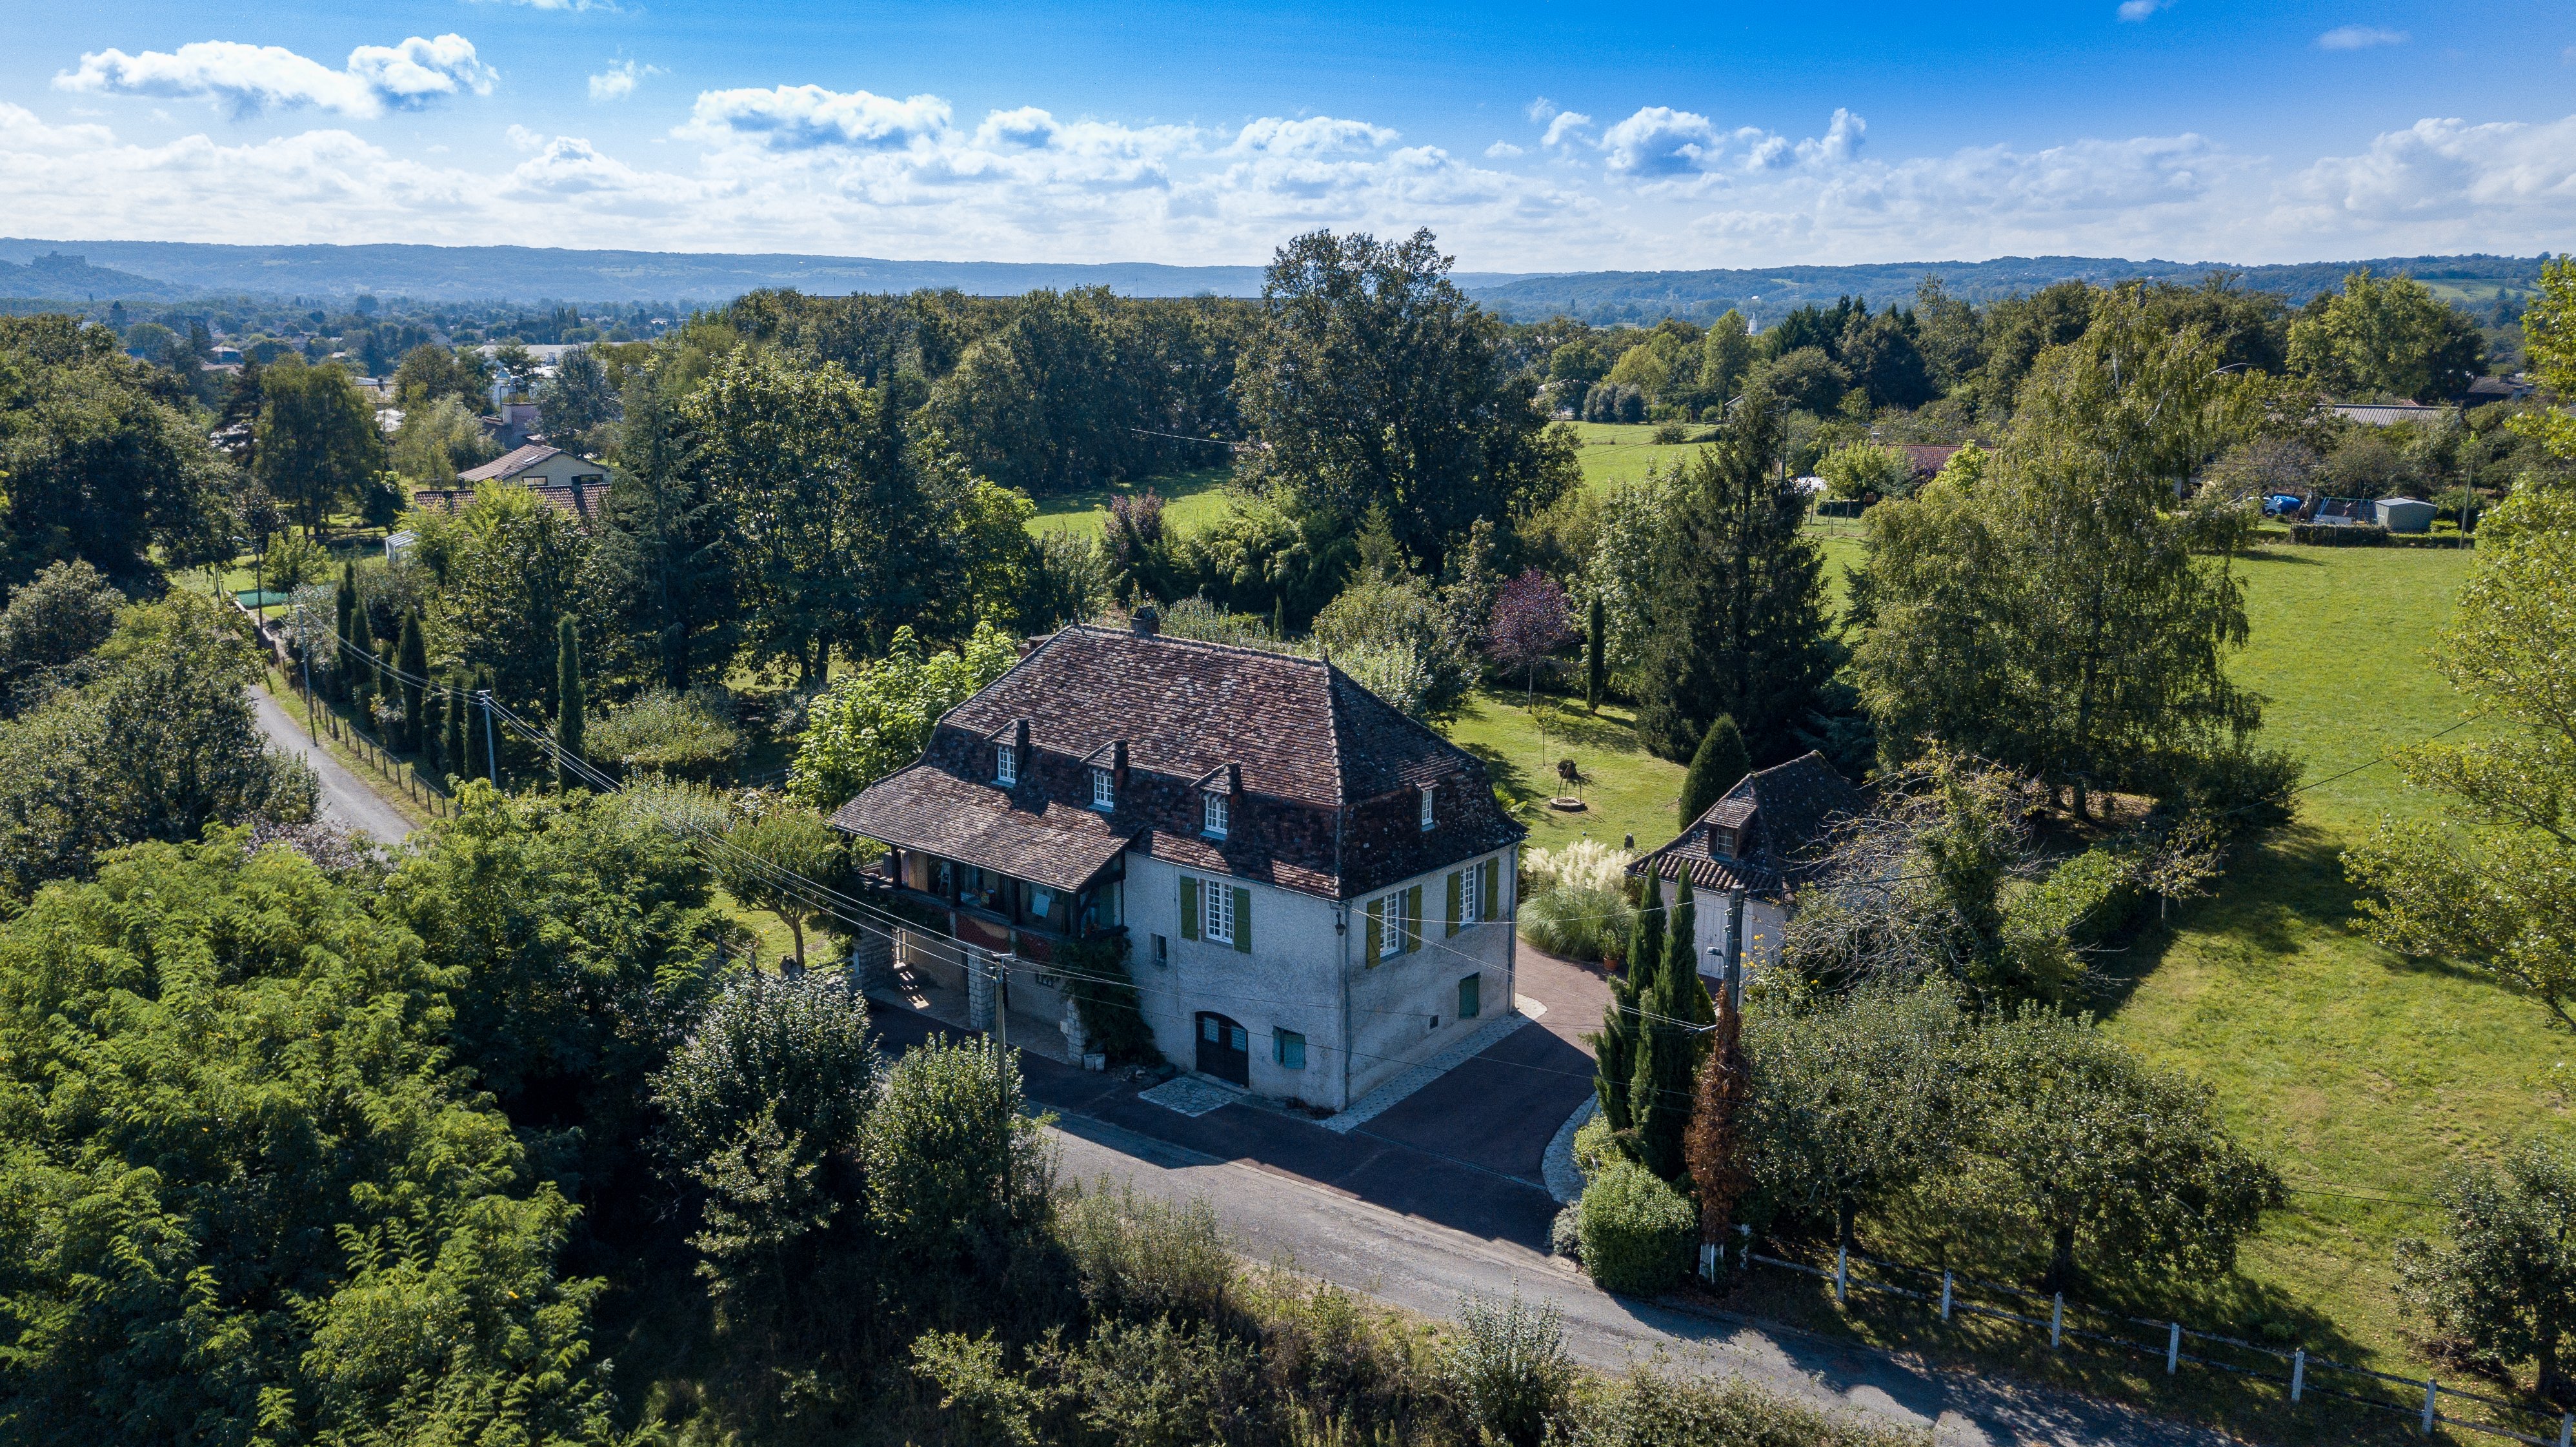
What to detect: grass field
<box><xmin>1469</xmin><ymin>537</ymin><xmax>2541</xmax><ymax>1433</ymax></box>
<box><xmin>1569</xmin><ymin>419</ymin><xmax>1709</xmax><ymax>493</ymax></box>
<box><xmin>1023</xmin><ymin>465</ymin><xmax>1238</xmax><ymax>539</ymax></box>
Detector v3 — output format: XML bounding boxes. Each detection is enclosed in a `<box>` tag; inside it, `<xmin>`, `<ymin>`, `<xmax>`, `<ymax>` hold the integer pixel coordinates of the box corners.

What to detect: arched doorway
<box><xmin>1195</xmin><ymin>1011</ymin><xmax>1249</xmax><ymax>1086</ymax></box>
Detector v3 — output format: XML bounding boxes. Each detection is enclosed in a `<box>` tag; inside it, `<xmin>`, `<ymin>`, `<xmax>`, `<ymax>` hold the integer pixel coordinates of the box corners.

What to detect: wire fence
<box><xmin>1727</xmin><ymin>1237</ymin><xmax>2573</xmax><ymax>1445</ymax></box>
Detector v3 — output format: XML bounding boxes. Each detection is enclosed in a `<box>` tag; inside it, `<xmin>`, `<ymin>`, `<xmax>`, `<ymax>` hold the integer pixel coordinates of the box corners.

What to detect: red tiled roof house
<box><xmin>830</xmin><ymin>611</ymin><xmax>1526</xmax><ymax>1109</ymax></box>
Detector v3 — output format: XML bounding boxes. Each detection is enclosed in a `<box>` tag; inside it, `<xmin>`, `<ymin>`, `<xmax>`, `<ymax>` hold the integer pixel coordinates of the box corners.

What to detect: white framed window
<box><xmin>1419</xmin><ymin>784</ymin><xmax>1436</xmax><ymax>831</ymax></box>
<box><xmin>1091</xmin><ymin>766</ymin><xmax>1115</xmax><ymax>810</ymax></box>
<box><xmin>1202</xmin><ymin>791</ymin><xmax>1229</xmax><ymax>838</ymax></box>
<box><xmin>1367</xmin><ymin>885</ymin><xmax>1418</xmax><ymax>961</ymax></box>
<box><xmin>994</xmin><ymin>743</ymin><xmax>1017</xmax><ymax>785</ymax></box>
<box><xmin>1198</xmin><ymin>874</ymin><xmax>1235</xmax><ymax>944</ymax></box>
<box><xmin>1461</xmin><ymin>861</ymin><xmax>1482</xmax><ymax>923</ymax></box>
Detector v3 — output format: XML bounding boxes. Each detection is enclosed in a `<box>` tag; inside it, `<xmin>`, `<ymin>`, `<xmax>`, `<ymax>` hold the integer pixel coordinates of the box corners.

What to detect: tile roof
<box><xmin>1631</xmin><ymin>751</ymin><xmax>1864</xmax><ymax>900</ymax></box>
<box><xmin>1896</xmin><ymin>443</ymin><xmax>1961</xmax><ymax>478</ymax></box>
<box><xmin>829</xmin><ymin>623</ymin><xmax>1523</xmax><ymax>900</ymax></box>
<box><xmin>408</xmin><ymin>476</ymin><xmax>605</xmax><ymax>521</ymax></box>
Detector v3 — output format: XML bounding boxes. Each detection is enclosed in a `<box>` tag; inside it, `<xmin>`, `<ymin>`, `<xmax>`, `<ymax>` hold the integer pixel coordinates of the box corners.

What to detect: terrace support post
<box><xmin>2050</xmin><ymin>1293</ymin><xmax>2064</xmax><ymax>1350</ymax></box>
<box><xmin>2291</xmin><ymin>1349</ymin><xmax>2304</xmax><ymax>1402</ymax></box>
<box><xmin>2167</xmin><ymin>1322</ymin><xmax>2181</xmax><ymax>1375</ymax></box>
<box><xmin>1940</xmin><ymin>1271</ymin><xmax>1953</xmax><ymax>1322</ymax></box>
<box><xmin>1835</xmin><ymin>1246</ymin><xmax>1848</xmax><ymax>1304</ymax></box>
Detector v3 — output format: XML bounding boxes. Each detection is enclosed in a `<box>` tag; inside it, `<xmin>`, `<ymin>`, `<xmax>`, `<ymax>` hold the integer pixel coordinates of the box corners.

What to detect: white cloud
<box><xmin>10</xmin><ymin>83</ymin><xmax>2576</xmax><ymax>273</ymax></box>
<box><xmin>678</xmin><ymin>84</ymin><xmax>951</xmax><ymax>151</ymax></box>
<box><xmin>2117</xmin><ymin>0</ymin><xmax>2169</xmax><ymax>20</ymax></box>
<box><xmin>1540</xmin><ymin>111</ymin><xmax>1591</xmax><ymax>148</ymax></box>
<box><xmin>588</xmin><ymin>60</ymin><xmax>662</xmax><ymax>102</ymax></box>
<box><xmin>471</xmin><ymin>0</ymin><xmax>619</xmax><ymax>10</ymax></box>
<box><xmin>1525</xmin><ymin>97</ymin><xmax>1557</xmax><ymax>123</ymax></box>
<box><xmin>55</xmin><ymin>35</ymin><xmax>494</xmax><ymax>119</ymax></box>
<box><xmin>2317</xmin><ymin>25</ymin><xmax>2409</xmax><ymax>50</ymax></box>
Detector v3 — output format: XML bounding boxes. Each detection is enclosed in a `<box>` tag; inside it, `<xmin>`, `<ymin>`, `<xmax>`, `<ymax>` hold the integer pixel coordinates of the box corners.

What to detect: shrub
<box><xmin>585</xmin><ymin>687</ymin><xmax>741</xmax><ymax>780</ymax></box>
<box><xmin>1056</xmin><ymin>935</ymin><xmax>1160</xmax><ymax>1065</ymax></box>
<box><xmin>1551</xmin><ymin>1203</ymin><xmax>1585</xmax><ymax>1259</ymax></box>
<box><xmin>1058</xmin><ymin>1177</ymin><xmax>1236</xmax><ymax>1324</ymax></box>
<box><xmin>861</xmin><ymin>1038</ymin><xmax>1055</xmax><ymax>1279</ymax></box>
<box><xmin>1030</xmin><ymin>1315</ymin><xmax>1273</xmax><ymax>1447</ymax></box>
<box><xmin>1522</xmin><ymin>838</ymin><xmax>1635</xmax><ymax>895</ymax></box>
<box><xmin>1568</xmin><ymin>1366</ymin><xmax>1926</xmax><ymax>1447</ymax></box>
<box><xmin>1446</xmin><ymin>1290</ymin><xmax>1574</xmax><ymax>1447</ymax></box>
<box><xmin>1518</xmin><ymin>883</ymin><xmax>1633</xmax><ymax>963</ymax></box>
<box><xmin>1576</xmin><ymin>1160</ymin><xmax>1695</xmax><ymax>1295</ymax></box>
<box><xmin>2007</xmin><ymin>845</ymin><xmax>2141</xmax><ymax>953</ymax></box>
<box><xmin>1650</xmin><ymin>421</ymin><xmax>1687</xmax><ymax>445</ymax></box>
<box><xmin>2289</xmin><ymin>520</ymin><xmax>2389</xmax><ymax>546</ymax></box>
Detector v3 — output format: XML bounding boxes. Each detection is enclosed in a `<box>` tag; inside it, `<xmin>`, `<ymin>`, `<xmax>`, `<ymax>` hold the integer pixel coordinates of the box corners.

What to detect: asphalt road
<box><xmin>1046</xmin><ymin>1114</ymin><xmax>2237</xmax><ymax>1447</ymax></box>
<box><xmin>250</xmin><ymin>685</ymin><xmax>415</xmax><ymax>842</ymax></box>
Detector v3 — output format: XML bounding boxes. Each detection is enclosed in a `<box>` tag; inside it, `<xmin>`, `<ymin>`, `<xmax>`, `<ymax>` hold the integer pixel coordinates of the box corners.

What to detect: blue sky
<box><xmin>4</xmin><ymin>1</ymin><xmax>2571</xmax><ymax>269</ymax></box>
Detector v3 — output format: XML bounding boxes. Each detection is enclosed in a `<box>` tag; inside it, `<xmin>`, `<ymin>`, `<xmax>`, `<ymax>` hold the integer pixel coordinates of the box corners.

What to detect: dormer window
<box><xmin>1419</xmin><ymin>784</ymin><xmax>1436</xmax><ymax>831</ymax></box>
<box><xmin>1091</xmin><ymin>766</ymin><xmax>1115</xmax><ymax>810</ymax></box>
<box><xmin>994</xmin><ymin>744</ymin><xmax>1016</xmax><ymax>786</ymax></box>
<box><xmin>1202</xmin><ymin>791</ymin><xmax>1229</xmax><ymax>838</ymax></box>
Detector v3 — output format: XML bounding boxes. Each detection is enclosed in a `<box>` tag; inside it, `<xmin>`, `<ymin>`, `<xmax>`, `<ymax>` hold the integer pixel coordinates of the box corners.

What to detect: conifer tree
<box><xmin>332</xmin><ymin>563</ymin><xmax>357</xmax><ymax>703</ymax></box>
<box><xmin>397</xmin><ymin>613</ymin><xmax>427</xmax><ymax>751</ymax></box>
<box><xmin>1586</xmin><ymin>592</ymin><xmax>1605</xmax><ymax>714</ymax></box>
<box><xmin>1677</xmin><ymin>715</ymin><xmax>1751</xmax><ymax>827</ymax></box>
<box><xmin>1634</xmin><ymin>874</ymin><xmax>1707</xmax><ymax>1179</ymax></box>
<box><xmin>443</xmin><ymin>674</ymin><xmax>469</xmax><ymax>784</ymax></box>
<box><xmin>1592</xmin><ymin>870</ymin><xmax>1664</xmax><ymax>1133</ymax></box>
<box><xmin>1685</xmin><ymin>973</ymin><xmax>1754</xmax><ymax>1256</ymax></box>
<box><xmin>422</xmin><ymin>686</ymin><xmax>447</xmax><ymax>779</ymax></box>
<box><xmin>348</xmin><ymin>606</ymin><xmax>377</xmax><ymax>726</ymax></box>
<box><xmin>556</xmin><ymin>617</ymin><xmax>585</xmax><ymax>791</ymax></box>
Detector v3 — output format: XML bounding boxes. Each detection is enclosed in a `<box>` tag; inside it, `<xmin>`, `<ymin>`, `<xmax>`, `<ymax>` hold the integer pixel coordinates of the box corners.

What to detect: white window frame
<box><xmin>1462</xmin><ymin>860</ymin><xmax>1482</xmax><ymax>923</ymax></box>
<box><xmin>1420</xmin><ymin>784</ymin><xmax>1436</xmax><ymax>831</ymax></box>
<box><xmin>1091</xmin><ymin>766</ymin><xmax>1115</xmax><ymax>810</ymax></box>
<box><xmin>1375</xmin><ymin>887</ymin><xmax>1414</xmax><ymax>960</ymax></box>
<box><xmin>1196</xmin><ymin>873</ymin><xmax>1235</xmax><ymax>944</ymax></box>
<box><xmin>994</xmin><ymin>743</ymin><xmax>1017</xmax><ymax>786</ymax></box>
<box><xmin>1202</xmin><ymin>791</ymin><xmax>1229</xmax><ymax>838</ymax></box>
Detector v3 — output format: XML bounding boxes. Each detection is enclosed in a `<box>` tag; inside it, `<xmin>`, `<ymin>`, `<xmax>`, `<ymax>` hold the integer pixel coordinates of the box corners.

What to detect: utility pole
<box><xmin>1724</xmin><ymin>887</ymin><xmax>1747</xmax><ymax>1012</ymax></box>
<box><xmin>992</xmin><ymin>954</ymin><xmax>1011</xmax><ymax>1057</ymax></box>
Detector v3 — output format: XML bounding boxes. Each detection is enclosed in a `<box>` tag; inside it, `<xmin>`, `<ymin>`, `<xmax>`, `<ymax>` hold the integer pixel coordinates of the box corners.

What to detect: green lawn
<box><xmin>2093</xmin><ymin>543</ymin><xmax>2544</xmax><ymax>1398</ymax></box>
<box><xmin>1570</xmin><ymin>419</ymin><xmax>1706</xmax><ymax>494</ymax></box>
<box><xmin>1443</xmin><ymin>689</ymin><xmax>1689</xmax><ymax>855</ymax></box>
<box><xmin>1023</xmin><ymin>465</ymin><xmax>1240</xmax><ymax>539</ymax></box>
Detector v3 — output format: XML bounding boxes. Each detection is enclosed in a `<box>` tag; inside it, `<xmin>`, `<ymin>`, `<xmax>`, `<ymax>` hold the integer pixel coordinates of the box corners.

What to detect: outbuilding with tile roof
<box><xmin>1631</xmin><ymin>750</ymin><xmax>1865</xmax><ymax>978</ymax></box>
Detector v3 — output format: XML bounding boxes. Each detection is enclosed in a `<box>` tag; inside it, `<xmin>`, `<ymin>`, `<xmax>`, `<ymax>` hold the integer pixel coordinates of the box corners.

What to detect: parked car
<box><xmin>2262</xmin><ymin>494</ymin><xmax>2306</xmax><ymax>518</ymax></box>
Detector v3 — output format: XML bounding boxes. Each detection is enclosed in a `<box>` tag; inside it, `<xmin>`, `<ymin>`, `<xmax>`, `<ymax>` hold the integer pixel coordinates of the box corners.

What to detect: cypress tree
<box><xmin>348</xmin><ymin>606</ymin><xmax>376</xmax><ymax>727</ymax></box>
<box><xmin>1634</xmin><ymin>873</ymin><xmax>1706</xmax><ymax>1180</ymax></box>
<box><xmin>332</xmin><ymin>563</ymin><xmax>357</xmax><ymax>703</ymax></box>
<box><xmin>1273</xmin><ymin>593</ymin><xmax>1287</xmax><ymax>643</ymax></box>
<box><xmin>1676</xmin><ymin>715</ymin><xmax>1751</xmax><ymax>827</ymax></box>
<box><xmin>397</xmin><ymin>613</ymin><xmax>427</xmax><ymax>751</ymax></box>
<box><xmin>443</xmin><ymin>674</ymin><xmax>469</xmax><ymax>785</ymax></box>
<box><xmin>1631</xmin><ymin>869</ymin><xmax>1667</xmax><ymax>998</ymax></box>
<box><xmin>556</xmin><ymin>616</ymin><xmax>585</xmax><ymax>791</ymax></box>
<box><xmin>1586</xmin><ymin>592</ymin><xmax>1605</xmax><ymax>714</ymax></box>
<box><xmin>1591</xmin><ymin>869</ymin><xmax>1664</xmax><ymax>1134</ymax></box>
<box><xmin>422</xmin><ymin>687</ymin><xmax>447</xmax><ymax>780</ymax></box>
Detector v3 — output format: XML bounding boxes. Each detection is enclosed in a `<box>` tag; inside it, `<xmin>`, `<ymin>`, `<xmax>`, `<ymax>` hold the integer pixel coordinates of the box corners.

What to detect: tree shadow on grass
<box><xmin>1460</xmin><ymin>740</ymin><xmax>1546</xmax><ymax>825</ymax></box>
<box><xmin>2086</xmin><ymin>820</ymin><xmax>2355</xmax><ymax>1017</ymax></box>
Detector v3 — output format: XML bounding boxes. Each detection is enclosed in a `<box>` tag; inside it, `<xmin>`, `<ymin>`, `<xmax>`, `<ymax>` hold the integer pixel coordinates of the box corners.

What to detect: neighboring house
<box><xmin>2376</xmin><ymin>496</ymin><xmax>2436</xmax><ymax>533</ymax></box>
<box><xmin>1895</xmin><ymin>443</ymin><xmax>1961</xmax><ymax>484</ymax></box>
<box><xmin>1629</xmin><ymin>751</ymin><xmax>1865</xmax><ymax>980</ymax></box>
<box><xmin>2331</xmin><ymin>401</ymin><xmax>2449</xmax><ymax>428</ymax></box>
<box><xmin>830</xmin><ymin>612</ymin><xmax>1525</xmax><ymax>1110</ymax></box>
<box><xmin>2462</xmin><ymin>376</ymin><xmax>2536</xmax><ymax>408</ymax></box>
<box><xmin>410</xmin><ymin>445</ymin><xmax>609</xmax><ymax>521</ymax></box>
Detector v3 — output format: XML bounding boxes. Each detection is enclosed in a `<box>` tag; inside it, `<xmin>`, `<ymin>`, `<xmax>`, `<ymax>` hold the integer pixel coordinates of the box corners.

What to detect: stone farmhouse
<box><xmin>830</xmin><ymin>611</ymin><xmax>1525</xmax><ymax>1111</ymax></box>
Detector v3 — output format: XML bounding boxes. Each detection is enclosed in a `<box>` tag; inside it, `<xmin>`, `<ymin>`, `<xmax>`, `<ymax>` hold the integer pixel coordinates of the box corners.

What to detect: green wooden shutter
<box><xmin>1233</xmin><ymin>887</ymin><xmax>1252</xmax><ymax>953</ymax></box>
<box><xmin>1482</xmin><ymin>858</ymin><xmax>1500</xmax><ymax>920</ymax></box>
<box><xmin>1180</xmin><ymin>876</ymin><xmax>1200</xmax><ymax>940</ymax></box>
<box><xmin>1405</xmin><ymin>885</ymin><xmax>1423</xmax><ymax>952</ymax></box>
<box><xmin>1365</xmin><ymin>899</ymin><xmax>1382</xmax><ymax>964</ymax></box>
<box><xmin>1445</xmin><ymin>871</ymin><xmax>1462</xmax><ymax>936</ymax></box>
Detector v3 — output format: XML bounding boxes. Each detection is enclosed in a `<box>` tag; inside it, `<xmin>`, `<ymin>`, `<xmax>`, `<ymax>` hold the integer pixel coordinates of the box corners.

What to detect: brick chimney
<box><xmin>1131</xmin><ymin>603</ymin><xmax>1160</xmax><ymax>638</ymax></box>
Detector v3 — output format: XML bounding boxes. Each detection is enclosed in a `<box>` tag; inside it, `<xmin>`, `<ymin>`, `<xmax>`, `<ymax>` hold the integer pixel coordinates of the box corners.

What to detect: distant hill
<box><xmin>0</xmin><ymin>238</ymin><xmax>2544</xmax><ymax>319</ymax></box>
<box><xmin>1468</xmin><ymin>254</ymin><xmax>2553</xmax><ymax>323</ymax></box>
<box><xmin>0</xmin><ymin>250</ymin><xmax>202</xmax><ymax>303</ymax></box>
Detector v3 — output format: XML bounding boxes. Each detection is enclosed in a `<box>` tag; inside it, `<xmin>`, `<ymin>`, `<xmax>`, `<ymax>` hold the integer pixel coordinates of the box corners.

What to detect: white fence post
<box><xmin>2166</xmin><ymin>1321</ymin><xmax>2180</xmax><ymax>1374</ymax></box>
<box><xmin>1939</xmin><ymin>1270</ymin><xmax>1953</xmax><ymax>1322</ymax></box>
<box><xmin>1835</xmin><ymin>1246</ymin><xmax>1848</xmax><ymax>1304</ymax></box>
<box><xmin>1736</xmin><ymin>1222</ymin><xmax>1751</xmax><ymax>1270</ymax></box>
<box><xmin>2291</xmin><ymin>1349</ymin><xmax>2304</xmax><ymax>1403</ymax></box>
<box><xmin>2049</xmin><ymin>1293</ymin><xmax>2064</xmax><ymax>1349</ymax></box>
<box><xmin>2557</xmin><ymin>1411</ymin><xmax>2571</xmax><ymax>1447</ymax></box>
<box><xmin>2422</xmin><ymin>1378</ymin><xmax>2437</xmax><ymax>1436</ymax></box>
<box><xmin>1699</xmin><ymin>1242</ymin><xmax>1716</xmax><ymax>1282</ymax></box>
